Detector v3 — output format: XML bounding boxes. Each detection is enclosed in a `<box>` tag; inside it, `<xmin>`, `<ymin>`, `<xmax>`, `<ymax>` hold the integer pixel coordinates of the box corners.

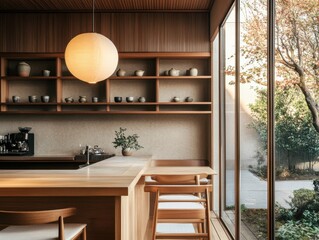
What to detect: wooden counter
<box><xmin>0</xmin><ymin>156</ymin><xmax>151</xmax><ymax>240</ymax></box>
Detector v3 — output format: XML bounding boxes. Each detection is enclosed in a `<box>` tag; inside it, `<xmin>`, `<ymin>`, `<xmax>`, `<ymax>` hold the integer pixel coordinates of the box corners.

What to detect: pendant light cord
<box><xmin>92</xmin><ymin>0</ymin><xmax>95</xmax><ymax>32</ymax></box>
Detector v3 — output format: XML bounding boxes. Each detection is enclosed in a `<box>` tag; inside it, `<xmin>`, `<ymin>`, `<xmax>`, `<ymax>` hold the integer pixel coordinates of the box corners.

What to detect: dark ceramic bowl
<box><xmin>18</xmin><ymin>127</ymin><xmax>32</xmax><ymax>133</ymax></box>
<box><xmin>114</xmin><ymin>96</ymin><xmax>122</xmax><ymax>103</ymax></box>
<box><xmin>126</xmin><ymin>97</ymin><xmax>134</xmax><ymax>103</ymax></box>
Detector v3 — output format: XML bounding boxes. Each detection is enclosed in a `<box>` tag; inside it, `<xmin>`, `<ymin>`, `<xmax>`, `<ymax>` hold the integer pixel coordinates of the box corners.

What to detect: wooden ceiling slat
<box><xmin>0</xmin><ymin>0</ymin><xmax>213</xmax><ymax>11</ymax></box>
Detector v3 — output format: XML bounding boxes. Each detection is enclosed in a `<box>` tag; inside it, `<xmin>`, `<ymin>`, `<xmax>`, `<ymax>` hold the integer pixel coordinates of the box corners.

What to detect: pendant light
<box><xmin>65</xmin><ymin>0</ymin><xmax>118</xmax><ymax>84</ymax></box>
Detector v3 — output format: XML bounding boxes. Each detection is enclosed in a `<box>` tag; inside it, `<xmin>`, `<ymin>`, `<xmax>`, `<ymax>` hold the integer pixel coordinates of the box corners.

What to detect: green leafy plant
<box><xmin>112</xmin><ymin>127</ymin><xmax>143</xmax><ymax>151</ymax></box>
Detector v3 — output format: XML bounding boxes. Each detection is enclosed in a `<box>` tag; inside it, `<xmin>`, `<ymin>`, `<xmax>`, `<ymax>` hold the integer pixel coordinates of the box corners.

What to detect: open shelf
<box><xmin>0</xmin><ymin>52</ymin><xmax>211</xmax><ymax>115</ymax></box>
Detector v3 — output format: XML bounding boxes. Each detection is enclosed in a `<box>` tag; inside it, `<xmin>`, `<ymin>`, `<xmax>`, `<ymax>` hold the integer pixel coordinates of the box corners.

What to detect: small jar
<box><xmin>79</xmin><ymin>96</ymin><xmax>87</xmax><ymax>103</ymax></box>
<box><xmin>12</xmin><ymin>96</ymin><xmax>20</xmax><ymax>103</ymax></box>
<box><xmin>92</xmin><ymin>97</ymin><xmax>99</xmax><ymax>103</ymax></box>
<box><xmin>138</xmin><ymin>97</ymin><xmax>146</xmax><ymax>102</ymax></box>
<box><xmin>28</xmin><ymin>95</ymin><xmax>37</xmax><ymax>103</ymax></box>
<box><xmin>116</xmin><ymin>69</ymin><xmax>126</xmax><ymax>77</ymax></box>
<box><xmin>172</xmin><ymin>96</ymin><xmax>180</xmax><ymax>102</ymax></box>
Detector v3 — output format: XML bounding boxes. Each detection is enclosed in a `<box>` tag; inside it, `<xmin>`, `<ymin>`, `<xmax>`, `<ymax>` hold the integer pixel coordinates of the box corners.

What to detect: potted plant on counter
<box><xmin>112</xmin><ymin>127</ymin><xmax>143</xmax><ymax>156</ymax></box>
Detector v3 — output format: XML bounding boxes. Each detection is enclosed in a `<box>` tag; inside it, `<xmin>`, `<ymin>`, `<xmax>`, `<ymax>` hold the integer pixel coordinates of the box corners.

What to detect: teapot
<box><xmin>169</xmin><ymin>68</ymin><xmax>180</xmax><ymax>76</ymax></box>
<box><xmin>92</xmin><ymin>145</ymin><xmax>105</xmax><ymax>155</ymax></box>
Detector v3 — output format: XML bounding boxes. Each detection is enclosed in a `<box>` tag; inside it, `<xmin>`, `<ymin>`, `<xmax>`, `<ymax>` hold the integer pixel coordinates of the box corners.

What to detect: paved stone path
<box><xmin>226</xmin><ymin>170</ymin><xmax>314</xmax><ymax>208</ymax></box>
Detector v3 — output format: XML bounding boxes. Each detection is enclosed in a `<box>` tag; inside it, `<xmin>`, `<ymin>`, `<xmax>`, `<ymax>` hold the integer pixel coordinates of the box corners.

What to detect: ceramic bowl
<box><xmin>126</xmin><ymin>96</ymin><xmax>134</xmax><ymax>103</ymax></box>
<box><xmin>114</xmin><ymin>96</ymin><xmax>122</xmax><ymax>103</ymax></box>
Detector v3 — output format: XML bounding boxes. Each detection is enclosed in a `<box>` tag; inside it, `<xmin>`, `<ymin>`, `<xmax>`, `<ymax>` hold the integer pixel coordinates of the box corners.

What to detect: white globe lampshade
<box><xmin>65</xmin><ymin>33</ymin><xmax>118</xmax><ymax>84</ymax></box>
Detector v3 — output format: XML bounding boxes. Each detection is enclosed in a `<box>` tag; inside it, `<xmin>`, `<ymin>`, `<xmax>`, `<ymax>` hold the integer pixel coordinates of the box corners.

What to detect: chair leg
<box><xmin>152</xmin><ymin>190</ymin><xmax>160</xmax><ymax>240</ymax></box>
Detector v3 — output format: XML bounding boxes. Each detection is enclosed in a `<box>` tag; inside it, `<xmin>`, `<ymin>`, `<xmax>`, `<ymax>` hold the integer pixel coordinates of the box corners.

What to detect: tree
<box><xmin>240</xmin><ymin>0</ymin><xmax>319</xmax><ymax>132</ymax></box>
<box><xmin>249</xmin><ymin>87</ymin><xmax>319</xmax><ymax>170</ymax></box>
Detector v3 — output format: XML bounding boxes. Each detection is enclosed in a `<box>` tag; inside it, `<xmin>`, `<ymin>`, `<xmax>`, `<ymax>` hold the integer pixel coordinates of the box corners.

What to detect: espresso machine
<box><xmin>0</xmin><ymin>127</ymin><xmax>34</xmax><ymax>156</ymax></box>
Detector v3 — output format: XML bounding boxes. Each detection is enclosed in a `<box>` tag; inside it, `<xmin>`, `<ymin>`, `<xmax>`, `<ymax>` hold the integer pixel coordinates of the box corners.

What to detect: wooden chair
<box><xmin>144</xmin><ymin>175</ymin><xmax>212</xmax><ymax>240</ymax></box>
<box><xmin>0</xmin><ymin>207</ymin><xmax>87</xmax><ymax>240</ymax></box>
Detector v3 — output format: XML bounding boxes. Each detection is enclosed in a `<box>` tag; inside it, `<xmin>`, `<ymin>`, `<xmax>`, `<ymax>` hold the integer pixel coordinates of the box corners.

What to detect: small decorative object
<box><xmin>42</xmin><ymin>70</ymin><xmax>50</xmax><ymax>77</ymax></box>
<box><xmin>189</xmin><ymin>67</ymin><xmax>198</xmax><ymax>76</ymax></box>
<box><xmin>164</xmin><ymin>70</ymin><xmax>169</xmax><ymax>76</ymax></box>
<box><xmin>172</xmin><ymin>96</ymin><xmax>180</xmax><ymax>102</ymax></box>
<box><xmin>114</xmin><ymin>96</ymin><xmax>122</xmax><ymax>103</ymax></box>
<box><xmin>41</xmin><ymin>95</ymin><xmax>50</xmax><ymax>103</ymax></box>
<box><xmin>79</xmin><ymin>96</ymin><xmax>87</xmax><ymax>103</ymax></box>
<box><xmin>169</xmin><ymin>68</ymin><xmax>180</xmax><ymax>76</ymax></box>
<box><xmin>138</xmin><ymin>97</ymin><xmax>146</xmax><ymax>102</ymax></box>
<box><xmin>28</xmin><ymin>95</ymin><xmax>37</xmax><ymax>103</ymax></box>
<box><xmin>92</xmin><ymin>97</ymin><xmax>99</xmax><ymax>103</ymax></box>
<box><xmin>126</xmin><ymin>96</ymin><xmax>134</xmax><ymax>103</ymax></box>
<box><xmin>17</xmin><ymin>62</ymin><xmax>31</xmax><ymax>77</ymax></box>
<box><xmin>116</xmin><ymin>69</ymin><xmax>126</xmax><ymax>77</ymax></box>
<box><xmin>12</xmin><ymin>96</ymin><xmax>20</xmax><ymax>103</ymax></box>
<box><xmin>65</xmin><ymin>97</ymin><xmax>74</xmax><ymax>103</ymax></box>
<box><xmin>135</xmin><ymin>70</ymin><xmax>144</xmax><ymax>76</ymax></box>
<box><xmin>185</xmin><ymin>96</ymin><xmax>194</xmax><ymax>102</ymax></box>
<box><xmin>112</xmin><ymin>127</ymin><xmax>143</xmax><ymax>156</ymax></box>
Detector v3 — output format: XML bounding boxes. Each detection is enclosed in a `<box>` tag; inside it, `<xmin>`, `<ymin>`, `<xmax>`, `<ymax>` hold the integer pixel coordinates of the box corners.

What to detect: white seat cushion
<box><xmin>0</xmin><ymin>223</ymin><xmax>86</xmax><ymax>240</ymax></box>
<box><xmin>156</xmin><ymin>223</ymin><xmax>196</xmax><ymax>233</ymax></box>
<box><xmin>144</xmin><ymin>176</ymin><xmax>209</xmax><ymax>185</ymax></box>
<box><xmin>159</xmin><ymin>202</ymin><xmax>204</xmax><ymax>209</ymax></box>
<box><xmin>159</xmin><ymin>194</ymin><xmax>200</xmax><ymax>200</ymax></box>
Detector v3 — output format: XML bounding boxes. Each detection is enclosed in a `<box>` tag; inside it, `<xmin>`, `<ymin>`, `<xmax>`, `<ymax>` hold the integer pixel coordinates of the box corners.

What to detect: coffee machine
<box><xmin>0</xmin><ymin>127</ymin><xmax>34</xmax><ymax>156</ymax></box>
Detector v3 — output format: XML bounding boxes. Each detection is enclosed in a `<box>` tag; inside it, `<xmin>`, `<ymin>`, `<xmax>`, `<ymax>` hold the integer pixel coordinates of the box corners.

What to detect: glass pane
<box><xmin>239</xmin><ymin>0</ymin><xmax>268</xmax><ymax>239</ymax></box>
<box><xmin>274</xmin><ymin>0</ymin><xmax>319</xmax><ymax>239</ymax></box>
<box><xmin>221</xmin><ymin>6</ymin><xmax>236</xmax><ymax>236</ymax></box>
<box><xmin>212</xmin><ymin>33</ymin><xmax>220</xmax><ymax>215</ymax></box>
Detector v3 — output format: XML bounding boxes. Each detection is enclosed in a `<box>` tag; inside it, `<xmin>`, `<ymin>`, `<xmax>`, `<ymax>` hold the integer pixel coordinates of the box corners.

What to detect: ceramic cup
<box><xmin>42</xmin><ymin>70</ymin><xmax>50</xmax><ymax>77</ymax></box>
<box><xmin>138</xmin><ymin>97</ymin><xmax>146</xmax><ymax>102</ymax></box>
<box><xmin>12</xmin><ymin>95</ymin><xmax>20</xmax><ymax>103</ymax></box>
<box><xmin>126</xmin><ymin>96</ymin><xmax>134</xmax><ymax>103</ymax></box>
<box><xmin>185</xmin><ymin>96</ymin><xmax>193</xmax><ymax>102</ymax></box>
<box><xmin>28</xmin><ymin>95</ymin><xmax>37</xmax><ymax>103</ymax></box>
<box><xmin>41</xmin><ymin>95</ymin><xmax>50</xmax><ymax>103</ymax></box>
<box><xmin>92</xmin><ymin>97</ymin><xmax>99</xmax><ymax>103</ymax></box>
<box><xmin>114</xmin><ymin>96</ymin><xmax>122</xmax><ymax>103</ymax></box>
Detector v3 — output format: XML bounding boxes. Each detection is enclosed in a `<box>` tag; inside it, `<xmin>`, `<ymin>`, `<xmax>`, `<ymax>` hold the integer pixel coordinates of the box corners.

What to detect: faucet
<box><xmin>85</xmin><ymin>145</ymin><xmax>91</xmax><ymax>165</ymax></box>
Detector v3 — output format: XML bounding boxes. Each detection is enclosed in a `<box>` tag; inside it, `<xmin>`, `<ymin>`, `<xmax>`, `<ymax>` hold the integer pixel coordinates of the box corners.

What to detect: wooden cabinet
<box><xmin>0</xmin><ymin>52</ymin><xmax>211</xmax><ymax>114</ymax></box>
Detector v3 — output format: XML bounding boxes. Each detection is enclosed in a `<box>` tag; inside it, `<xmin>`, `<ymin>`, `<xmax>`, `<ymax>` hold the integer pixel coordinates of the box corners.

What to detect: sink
<box><xmin>0</xmin><ymin>154</ymin><xmax>115</xmax><ymax>170</ymax></box>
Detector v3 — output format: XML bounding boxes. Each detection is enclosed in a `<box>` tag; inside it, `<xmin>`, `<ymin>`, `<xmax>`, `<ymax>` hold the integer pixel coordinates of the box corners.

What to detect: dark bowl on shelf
<box><xmin>18</xmin><ymin>127</ymin><xmax>32</xmax><ymax>133</ymax></box>
<box><xmin>114</xmin><ymin>96</ymin><xmax>122</xmax><ymax>103</ymax></box>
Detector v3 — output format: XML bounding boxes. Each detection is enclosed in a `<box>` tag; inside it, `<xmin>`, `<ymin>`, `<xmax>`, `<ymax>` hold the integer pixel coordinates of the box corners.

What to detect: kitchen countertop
<box><xmin>0</xmin><ymin>155</ymin><xmax>151</xmax><ymax>197</ymax></box>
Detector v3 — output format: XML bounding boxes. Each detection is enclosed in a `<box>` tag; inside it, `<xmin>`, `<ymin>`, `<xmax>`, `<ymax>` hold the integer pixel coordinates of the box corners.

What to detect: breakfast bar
<box><xmin>0</xmin><ymin>156</ymin><xmax>152</xmax><ymax>240</ymax></box>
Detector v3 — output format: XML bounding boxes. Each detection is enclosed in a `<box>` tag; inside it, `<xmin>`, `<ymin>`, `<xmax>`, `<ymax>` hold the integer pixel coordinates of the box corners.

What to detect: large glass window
<box><xmin>218</xmin><ymin>0</ymin><xmax>319</xmax><ymax>239</ymax></box>
<box><xmin>220</xmin><ymin>6</ymin><xmax>236</xmax><ymax>236</ymax></box>
<box><xmin>239</xmin><ymin>0</ymin><xmax>268</xmax><ymax>239</ymax></box>
<box><xmin>274</xmin><ymin>1</ymin><xmax>319</xmax><ymax>239</ymax></box>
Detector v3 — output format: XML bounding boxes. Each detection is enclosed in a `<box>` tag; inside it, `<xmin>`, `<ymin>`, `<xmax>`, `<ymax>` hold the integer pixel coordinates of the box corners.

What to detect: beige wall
<box><xmin>0</xmin><ymin>115</ymin><xmax>208</xmax><ymax>159</ymax></box>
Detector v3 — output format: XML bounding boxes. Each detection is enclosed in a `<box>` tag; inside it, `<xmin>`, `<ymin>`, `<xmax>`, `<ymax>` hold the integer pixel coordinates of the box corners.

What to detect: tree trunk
<box><xmin>296</xmin><ymin>73</ymin><xmax>319</xmax><ymax>133</ymax></box>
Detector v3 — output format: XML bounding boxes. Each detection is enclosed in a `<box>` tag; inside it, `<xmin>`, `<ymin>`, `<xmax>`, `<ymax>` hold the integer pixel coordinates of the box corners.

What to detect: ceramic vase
<box><xmin>122</xmin><ymin>148</ymin><xmax>133</xmax><ymax>156</ymax></box>
<box><xmin>189</xmin><ymin>68</ymin><xmax>198</xmax><ymax>76</ymax></box>
<box><xmin>17</xmin><ymin>62</ymin><xmax>31</xmax><ymax>77</ymax></box>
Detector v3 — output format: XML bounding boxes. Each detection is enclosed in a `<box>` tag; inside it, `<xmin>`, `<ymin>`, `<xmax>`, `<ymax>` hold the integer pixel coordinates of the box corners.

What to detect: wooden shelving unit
<box><xmin>0</xmin><ymin>52</ymin><xmax>212</xmax><ymax>115</ymax></box>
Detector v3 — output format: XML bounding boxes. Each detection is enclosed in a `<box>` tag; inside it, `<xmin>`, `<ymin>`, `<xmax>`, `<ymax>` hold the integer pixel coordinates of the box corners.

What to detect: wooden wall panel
<box><xmin>0</xmin><ymin>12</ymin><xmax>210</xmax><ymax>52</ymax></box>
<box><xmin>209</xmin><ymin>0</ymin><xmax>234</xmax><ymax>40</ymax></box>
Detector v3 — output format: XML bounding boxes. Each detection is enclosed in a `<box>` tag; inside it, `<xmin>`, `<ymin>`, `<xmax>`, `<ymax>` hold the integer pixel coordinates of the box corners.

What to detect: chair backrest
<box><xmin>150</xmin><ymin>174</ymin><xmax>206</xmax><ymax>185</ymax></box>
<box><xmin>0</xmin><ymin>207</ymin><xmax>76</xmax><ymax>225</ymax></box>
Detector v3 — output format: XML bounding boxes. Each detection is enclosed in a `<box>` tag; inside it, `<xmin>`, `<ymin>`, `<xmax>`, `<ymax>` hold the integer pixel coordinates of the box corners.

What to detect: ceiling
<box><xmin>0</xmin><ymin>0</ymin><xmax>214</xmax><ymax>12</ymax></box>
